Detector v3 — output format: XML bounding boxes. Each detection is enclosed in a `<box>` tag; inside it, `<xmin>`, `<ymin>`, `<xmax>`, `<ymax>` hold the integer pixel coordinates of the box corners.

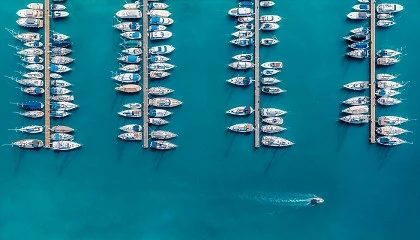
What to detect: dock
<box><xmin>142</xmin><ymin>0</ymin><xmax>149</xmax><ymax>148</ymax></box>
<box><xmin>44</xmin><ymin>0</ymin><xmax>51</xmax><ymax>148</ymax></box>
<box><xmin>254</xmin><ymin>1</ymin><xmax>261</xmax><ymax>148</ymax></box>
<box><xmin>369</xmin><ymin>1</ymin><xmax>376</xmax><ymax>143</ymax></box>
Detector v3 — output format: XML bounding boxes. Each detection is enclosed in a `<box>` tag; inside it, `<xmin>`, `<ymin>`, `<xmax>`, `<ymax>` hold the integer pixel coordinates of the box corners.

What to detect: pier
<box><xmin>142</xmin><ymin>0</ymin><xmax>149</xmax><ymax>148</ymax></box>
<box><xmin>254</xmin><ymin>1</ymin><xmax>261</xmax><ymax>148</ymax></box>
<box><xmin>44</xmin><ymin>0</ymin><xmax>51</xmax><ymax>148</ymax></box>
<box><xmin>369</xmin><ymin>1</ymin><xmax>376</xmax><ymax>143</ymax></box>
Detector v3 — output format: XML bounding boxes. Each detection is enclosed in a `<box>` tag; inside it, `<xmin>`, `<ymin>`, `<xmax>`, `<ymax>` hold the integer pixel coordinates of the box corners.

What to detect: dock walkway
<box><xmin>254</xmin><ymin>1</ymin><xmax>260</xmax><ymax>148</ymax></box>
<box><xmin>44</xmin><ymin>0</ymin><xmax>51</xmax><ymax>147</ymax></box>
<box><xmin>142</xmin><ymin>0</ymin><xmax>149</xmax><ymax>148</ymax></box>
<box><xmin>369</xmin><ymin>1</ymin><xmax>376</xmax><ymax>143</ymax></box>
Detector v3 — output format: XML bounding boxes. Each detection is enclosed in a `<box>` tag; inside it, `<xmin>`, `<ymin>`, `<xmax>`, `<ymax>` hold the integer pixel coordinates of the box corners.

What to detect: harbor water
<box><xmin>0</xmin><ymin>0</ymin><xmax>419</xmax><ymax>239</ymax></box>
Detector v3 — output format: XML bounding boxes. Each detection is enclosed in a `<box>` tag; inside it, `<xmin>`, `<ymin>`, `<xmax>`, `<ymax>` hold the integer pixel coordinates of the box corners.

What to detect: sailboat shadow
<box><xmin>116</xmin><ymin>139</ymin><xmax>126</xmax><ymax>162</ymax></box>
<box><xmin>56</xmin><ymin>151</ymin><xmax>71</xmax><ymax>177</ymax></box>
<box><xmin>224</xmin><ymin>132</ymin><xmax>237</xmax><ymax>156</ymax></box>
<box><xmin>13</xmin><ymin>149</ymin><xmax>25</xmax><ymax>174</ymax></box>
<box><xmin>264</xmin><ymin>148</ymin><xmax>290</xmax><ymax>175</ymax></box>
<box><xmin>336</xmin><ymin>122</ymin><xmax>349</xmax><ymax>152</ymax></box>
<box><xmin>154</xmin><ymin>150</ymin><xmax>174</xmax><ymax>171</ymax></box>
<box><xmin>377</xmin><ymin>146</ymin><xmax>393</xmax><ymax>170</ymax></box>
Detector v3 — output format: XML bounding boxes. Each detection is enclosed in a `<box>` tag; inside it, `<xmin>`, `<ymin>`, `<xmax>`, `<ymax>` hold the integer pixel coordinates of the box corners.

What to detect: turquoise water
<box><xmin>0</xmin><ymin>0</ymin><xmax>419</xmax><ymax>239</ymax></box>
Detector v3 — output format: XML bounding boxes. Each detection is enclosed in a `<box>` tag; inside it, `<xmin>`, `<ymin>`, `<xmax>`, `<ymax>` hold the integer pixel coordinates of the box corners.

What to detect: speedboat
<box><xmin>226</xmin><ymin>76</ymin><xmax>254</xmax><ymax>86</ymax></box>
<box><xmin>237</xmin><ymin>17</ymin><xmax>254</xmax><ymax>23</ymax></box>
<box><xmin>376</xmin><ymin>3</ymin><xmax>404</xmax><ymax>13</ymax></box>
<box><xmin>377</xmin><ymin>20</ymin><xmax>395</xmax><ymax>27</ymax></box>
<box><xmin>149</xmin><ymin>98</ymin><xmax>182</xmax><ymax>108</ymax></box>
<box><xmin>51</xmin><ymin>4</ymin><xmax>66</xmax><ymax>10</ymax></box>
<box><xmin>342</xmin><ymin>105</ymin><xmax>369</xmax><ymax>114</ymax></box>
<box><xmin>377</xmin><ymin>97</ymin><xmax>401</xmax><ymax>106</ymax></box>
<box><xmin>17</xmin><ymin>9</ymin><xmax>43</xmax><ymax>18</ymax></box>
<box><xmin>150</xmin><ymin>131</ymin><xmax>177</xmax><ymax>140</ymax></box>
<box><xmin>21</xmin><ymin>86</ymin><xmax>44</xmax><ymax>95</ymax></box>
<box><xmin>232</xmin><ymin>53</ymin><xmax>253</xmax><ymax>62</ymax></box>
<box><xmin>352</xmin><ymin>4</ymin><xmax>370</xmax><ymax>11</ymax></box>
<box><xmin>262</xmin><ymin>86</ymin><xmax>285</xmax><ymax>94</ymax></box>
<box><xmin>22</xmin><ymin>71</ymin><xmax>44</xmax><ymax>79</ymax></box>
<box><xmin>150</xmin><ymin>55</ymin><xmax>170</xmax><ymax>63</ymax></box>
<box><xmin>121</xmin><ymin>31</ymin><xmax>142</xmax><ymax>40</ymax></box>
<box><xmin>118</xmin><ymin>109</ymin><xmax>141</xmax><ymax>118</ymax></box>
<box><xmin>16</xmin><ymin>110</ymin><xmax>44</xmax><ymax>118</ymax></box>
<box><xmin>350</xmin><ymin>27</ymin><xmax>370</xmax><ymax>34</ymax></box>
<box><xmin>261</xmin><ymin>125</ymin><xmax>286</xmax><ymax>133</ymax></box>
<box><xmin>115</xmin><ymin>84</ymin><xmax>141</xmax><ymax>93</ymax></box>
<box><xmin>148</xmin><ymin>24</ymin><xmax>167</xmax><ymax>32</ymax></box>
<box><xmin>262</xmin><ymin>136</ymin><xmax>294</xmax><ymax>147</ymax></box>
<box><xmin>232</xmin><ymin>30</ymin><xmax>254</xmax><ymax>38</ymax></box>
<box><xmin>260</xmin><ymin>23</ymin><xmax>279</xmax><ymax>31</ymax></box>
<box><xmin>230</xmin><ymin>38</ymin><xmax>254</xmax><ymax>46</ymax></box>
<box><xmin>149</xmin><ymin>118</ymin><xmax>169</xmax><ymax>126</ymax></box>
<box><xmin>376</xmin><ymin>136</ymin><xmax>409</xmax><ymax>146</ymax></box>
<box><xmin>115</xmin><ymin>9</ymin><xmax>142</xmax><ymax>19</ymax></box>
<box><xmin>149</xmin><ymin>62</ymin><xmax>175</xmax><ymax>71</ymax></box>
<box><xmin>346</xmin><ymin>49</ymin><xmax>369</xmax><ymax>58</ymax></box>
<box><xmin>342</xmin><ymin>96</ymin><xmax>369</xmax><ymax>105</ymax></box>
<box><xmin>150</xmin><ymin>17</ymin><xmax>174</xmax><ymax>25</ymax></box>
<box><xmin>343</xmin><ymin>34</ymin><xmax>370</xmax><ymax>42</ymax></box>
<box><xmin>112</xmin><ymin>73</ymin><xmax>141</xmax><ymax>83</ymax></box>
<box><xmin>347</xmin><ymin>12</ymin><xmax>370</xmax><ymax>20</ymax></box>
<box><xmin>118</xmin><ymin>132</ymin><xmax>142</xmax><ymax>141</ymax></box>
<box><xmin>376</xmin><ymin>57</ymin><xmax>399</xmax><ymax>66</ymax></box>
<box><xmin>149</xmin><ymin>86</ymin><xmax>174</xmax><ymax>96</ymax></box>
<box><xmin>51</xmin><ymin>11</ymin><xmax>69</xmax><ymax>18</ymax></box>
<box><xmin>148</xmin><ymin>10</ymin><xmax>171</xmax><ymax>17</ymax></box>
<box><xmin>51</xmin><ymin>95</ymin><xmax>74</xmax><ymax>102</ymax></box>
<box><xmin>260</xmin><ymin>1</ymin><xmax>275</xmax><ymax>7</ymax></box>
<box><xmin>261</xmin><ymin>77</ymin><xmax>281</xmax><ymax>85</ymax></box>
<box><xmin>119</xmin><ymin>124</ymin><xmax>142</xmax><ymax>133</ymax></box>
<box><xmin>118</xmin><ymin>55</ymin><xmax>141</xmax><ymax>64</ymax></box>
<box><xmin>261</xmin><ymin>61</ymin><xmax>283</xmax><ymax>69</ymax></box>
<box><xmin>377</xmin><ymin>13</ymin><xmax>393</xmax><ymax>19</ymax></box>
<box><xmin>261</xmin><ymin>37</ymin><xmax>279</xmax><ymax>45</ymax></box>
<box><xmin>51</xmin><ymin>133</ymin><xmax>74</xmax><ymax>141</ymax></box>
<box><xmin>149</xmin><ymin>2</ymin><xmax>169</xmax><ymax>10</ymax></box>
<box><xmin>340</xmin><ymin>114</ymin><xmax>370</xmax><ymax>124</ymax></box>
<box><xmin>149</xmin><ymin>45</ymin><xmax>175</xmax><ymax>54</ymax></box>
<box><xmin>13</xmin><ymin>101</ymin><xmax>44</xmax><ymax>110</ymax></box>
<box><xmin>348</xmin><ymin>41</ymin><xmax>369</xmax><ymax>50</ymax></box>
<box><xmin>228</xmin><ymin>61</ymin><xmax>254</xmax><ymax>70</ymax></box>
<box><xmin>50</xmin><ymin>125</ymin><xmax>74</xmax><ymax>133</ymax></box>
<box><xmin>123</xmin><ymin>1</ymin><xmax>140</xmax><ymax>9</ymax></box>
<box><xmin>149</xmin><ymin>30</ymin><xmax>172</xmax><ymax>40</ymax></box>
<box><xmin>119</xmin><ymin>64</ymin><xmax>140</xmax><ymax>72</ymax></box>
<box><xmin>8</xmin><ymin>125</ymin><xmax>43</xmax><ymax>134</ymax></box>
<box><xmin>262</xmin><ymin>117</ymin><xmax>283</xmax><ymax>125</ymax></box>
<box><xmin>113</xmin><ymin>22</ymin><xmax>141</xmax><ymax>31</ymax></box>
<box><xmin>343</xmin><ymin>81</ymin><xmax>369</xmax><ymax>90</ymax></box>
<box><xmin>149</xmin><ymin>109</ymin><xmax>172</xmax><ymax>117</ymax></box>
<box><xmin>376</xmin><ymin>49</ymin><xmax>401</xmax><ymax>57</ymax></box>
<box><xmin>150</xmin><ymin>140</ymin><xmax>177</xmax><ymax>150</ymax></box>
<box><xmin>262</xmin><ymin>69</ymin><xmax>280</xmax><ymax>76</ymax></box>
<box><xmin>150</xmin><ymin>71</ymin><xmax>170</xmax><ymax>78</ymax></box>
<box><xmin>49</xmin><ymin>64</ymin><xmax>71</xmax><ymax>73</ymax></box>
<box><xmin>227</xmin><ymin>123</ymin><xmax>254</xmax><ymax>133</ymax></box>
<box><xmin>226</xmin><ymin>106</ymin><xmax>254</xmax><ymax>116</ymax></box>
<box><xmin>51</xmin><ymin>141</ymin><xmax>82</xmax><ymax>151</ymax></box>
<box><xmin>377</xmin><ymin>80</ymin><xmax>406</xmax><ymax>89</ymax></box>
<box><xmin>51</xmin><ymin>56</ymin><xmax>74</xmax><ymax>64</ymax></box>
<box><xmin>122</xmin><ymin>47</ymin><xmax>142</xmax><ymax>55</ymax></box>
<box><xmin>377</xmin><ymin>116</ymin><xmax>409</xmax><ymax>126</ymax></box>
<box><xmin>235</xmin><ymin>23</ymin><xmax>254</xmax><ymax>30</ymax></box>
<box><xmin>261</xmin><ymin>108</ymin><xmax>287</xmax><ymax>117</ymax></box>
<box><xmin>376</xmin><ymin>126</ymin><xmax>410</xmax><ymax>136</ymax></box>
<box><xmin>10</xmin><ymin>139</ymin><xmax>43</xmax><ymax>149</ymax></box>
<box><xmin>228</xmin><ymin>7</ymin><xmax>253</xmax><ymax>17</ymax></box>
<box><xmin>123</xmin><ymin>103</ymin><xmax>142</xmax><ymax>109</ymax></box>
<box><xmin>375</xmin><ymin>89</ymin><xmax>400</xmax><ymax>97</ymax></box>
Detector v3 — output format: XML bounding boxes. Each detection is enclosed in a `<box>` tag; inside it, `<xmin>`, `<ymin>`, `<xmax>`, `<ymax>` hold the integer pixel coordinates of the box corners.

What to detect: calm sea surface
<box><xmin>0</xmin><ymin>0</ymin><xmax>419</xmax><ymax>239</ymax></box>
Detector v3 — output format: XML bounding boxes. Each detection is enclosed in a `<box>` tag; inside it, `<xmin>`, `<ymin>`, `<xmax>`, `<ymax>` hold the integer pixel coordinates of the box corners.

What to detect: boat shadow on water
<box><xmin>263</xmin><ymin>148</ymin><xmax>291</xmax><ymax>175</ymax></box>
<box><xmin>54</xmin><ymin>151</ymin><xmax>72</xmax><ymax>177</ymax></box>
<box><xmin>154</xmin><ymin>149</ymin><xmax>174</xmax><ymax>171</ymax></box>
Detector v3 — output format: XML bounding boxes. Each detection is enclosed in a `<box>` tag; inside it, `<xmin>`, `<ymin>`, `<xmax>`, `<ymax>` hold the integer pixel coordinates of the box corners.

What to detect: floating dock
<box><xmin>44</xmin><ymin>0</ymin><xmax>51</xmax><ymax>148</ymax></box>
<box><xmin>142</xmin><ymin>0</ymin><xmax>149</xmax><ymax>148</ymax></box>
<box><xmin>254</xmin><ymin>1</ymin><xmax>261</xmax><ymax>148</ymax></box>
<box><xmin>369</xmin><ymin>1</ymin><xmax>376</xmax><ymax>143</ymax></box>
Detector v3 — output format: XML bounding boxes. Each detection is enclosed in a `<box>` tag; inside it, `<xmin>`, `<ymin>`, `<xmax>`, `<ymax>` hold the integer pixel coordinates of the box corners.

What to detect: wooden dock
<box><xmin>44</xmin><ymin>0</ymin><xmax>51</xmax><ymax>148</ymax></box>
<box><xmin>369</xmin><ymin>1</ymin><xmax>376</xmax><ymax>143</ymax></box>
<box><xmin>142</xmin><ymin>0</ymin><xmax>149</xmax><ymax>148</ymax></box>
<box><xmin>254</xmin><ymin>1</ymin><xmax>261</xmax><ymax>148</ymax></box>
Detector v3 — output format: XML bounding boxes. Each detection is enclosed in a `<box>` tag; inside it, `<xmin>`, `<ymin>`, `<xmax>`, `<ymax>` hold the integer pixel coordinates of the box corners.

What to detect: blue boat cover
<box><xmin>149</xmin><ymin>109</ymin><xmax>156</xmax><ymax>116</ymax></box>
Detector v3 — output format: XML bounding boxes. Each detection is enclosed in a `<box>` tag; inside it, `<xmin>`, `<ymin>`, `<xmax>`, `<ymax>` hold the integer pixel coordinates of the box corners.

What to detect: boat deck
<box><xmin>142</xmin><ymin>0</ymin><xmax>149</xmax><ymax>148</ymax></box>
<box><xmin>254</xmin><ymin>0</ymin><xmax>261</xmax><ymax>148</ymax></box>
<box><xmin>369</xmin><ymin>0</ymin><xmax>376</xmax><ymax>143</ymax></box>
<box><xmin>44</xmin><ymin>0</ymin><xmax>51</xmax><ymax>148</ymax></box>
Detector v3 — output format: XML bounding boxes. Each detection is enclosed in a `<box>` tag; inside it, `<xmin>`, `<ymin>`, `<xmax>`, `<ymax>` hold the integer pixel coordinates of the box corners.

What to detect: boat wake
<box><xmin>233</xmin><ymin>192</ymin><xmax>324</xmax><ymax>207</ymax></box>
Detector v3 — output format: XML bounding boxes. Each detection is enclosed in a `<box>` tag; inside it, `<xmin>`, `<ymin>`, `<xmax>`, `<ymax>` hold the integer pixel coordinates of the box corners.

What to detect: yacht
<box><xmin>376</xmin><ymin>126</ymin><xmax>410</xmax><ymax>136</ymax></box>
<box><xmin>229</xmin><ymin>61</ymin><xmax>254</xmax><ymax>70</ymax></box>
<box><xmin>118</xmin><ymin>132</ymin><xmax>142</xmax><ymax>141</ymax></box>
<box><xmin>119</xmin><ymin>124</ymin><xmax>142</xmax><ymax>133</ymax></box>
<box><xmin>17</xmin><ymin>18</ymin><xmax>43</xmax><ymax>28</ymax></box>
<box><xmin>149</xmin><ymin>98</ymin><xmax>182</xmax><ymax>108</ymax></box>
<box><xmin>261</xmin><ymin>61</ymin><xmax>283</xmax><ymax>69</ymax></box>
<box><xmin>377</xmin><ymin>116</ymin><xmax>409</xmax><ymax>126</ymax></box>
<box><xmin>149</xmin><ymin>109</ymin><xmax>172</xmax><ymax>117</ymax></box>
<box><xmin>227</xmin><ymin>123</ymin><xmax>254</xmax><ymax>133</ymax></box>
<box><xmin>377</xmin><ymin>57</ymin><xmax>399</xmax><ymax>66</ymax></box>
<box><xmin>262</xmin><ymin>136</ymin><xmax>294</xmax><ymax>147</ymax></box>
<box><xmin>343</xmin><ymin>81</ymin><xmax>369</xmax><ymax>90</ymax></box>
<box><xmin>376</xmin><ymin>73</ymin><xmax>397</xmax><ymax>81</ymax></box>
<box><xmin>377</xmin><ymin>97</ymin><xmax>401</xmax><ymax>106</ymax></box>
<box><xmin>261</xmin><ymin>77</ymin><xmax>281</xmax><ymax>85</ymax></box>
<box><xmin>115</xmin><ymin>9</ymin><xmax>142</xmax><ymax>19</ymax></box>
<box><xmin>150</xmin><ymin>131</ymin><xmax>177</xmax><ymax>140</ymax></box>
<box><xmin>262</xmin><ymin>117</ymin><xmax>283</xmax><ymax>125</ymax></box>
<box><xmin>232</xmin><ymin>53</ymin><xmax>253</xmax><ymax>62</ymax></box>
<box><xmin>376</xmin><ymin>3</ymin><xmax>404</xmax><ymax>13</ymax></box>
<box><xmin>228</xmin><ymin>7</ymin><xmax>253</xmax><ymax>17</ymax></box>
<box><xmin>352</xmin><ymin>4</ymin><xmax>370</xmax><ymax>11</ymax></box>
<box><xmin>226</xmin><ymin>76</ymin><xmax>254</xmax><ymax>86</ymax></box>
<box><xmin>342</xmin><ymin>96</ymin><xmax>369</xmax><ymax>105</ymax></box>
<box><xmin>115</xmin><ymin>84</ymin><xmax>141</xmax><ymax>93</ymax></box>
<box><xmin>346</xmin><ymin>49</ymin><xmax>369</xmax><ymax>59</ymax></box>
<box><xmin>347</xmin><ymin>12</ymin><xmax>370</xmax><ymax>19</ymax></box>
<box><xmin>342</xmin><ymin>105</ymin><xmax>369</xmax><ymax>114</ymax></box>
<box><xmin>52</xmin><ymin>141</ymin><xmax>82</xmax><ymax>151</ymax></box>
<box><xmin>148</xmin><ymin>87</ymin><xmax>174</xmax><ymax>96</ymax></box>
<box><xmin>340</xmin><ymin>114</ymin><xmax>370</xmax><ymax>124</ymax></box>
<box><xmin>150</xmin><ymin>141</ymin><xmax>177</xmax><ymax>150</ymax></box>
<box><xmin>377</xmin><ymin>20</ymin><xmax>396</xmax><ymax>27</ymax></box>
<box><xmin>259</xmin><ymin>15</ymin><xmax>281</xmax><ymax>23</ymax></box>
<box><xmin>376</xmin><ymin>89</ymin><xmax>400</xmax><ymax>97</ymax></box>
<box><xmin>261</xmin><ymin>125</ymin><xmax>286</xmax><ymax>133</ymax></box>
<box><xmin>261</xmin><ymin>108</ymin><xmax>287</xmax><ymax>117</ymax></box>
<box><xmin>376</xmin><ymin>49</ymin><xmax>401</xmax><ymax>58</ymax></box>
<box><xmin>376</xmin><ymin>136</ymin><xmax>409</xmax><ymax>146</ymax></box>
<box><xmin>226</xmin><ymin>106</ymin><xmax>254</xmax><ymax>116</ymax></box>
<box><xmin>262</xmin><ymin>86</ymin><xmax>285</xmax><ymax>94</ymax></box>
<box><xmin>377</xmin><ymin>81</ymin><xmax>406</xmax><ymax>89</ymax></box>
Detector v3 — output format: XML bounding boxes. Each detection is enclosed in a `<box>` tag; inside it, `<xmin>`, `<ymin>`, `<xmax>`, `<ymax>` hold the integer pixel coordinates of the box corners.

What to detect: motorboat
<box><xmin>376</xmin><ymin>49</ymin><xmax>401</xmax><ymax>57</ymax></box>
<box><xmin>149</xmin><ymin>24</ymin><xmax>167</xmax><ymax>32</ymax></box>
<box><xmin>150</xmin><ymin>71</ymin><xmax>170</xmax><ymax>78</ymax></box>
<box><xmin>340</xmin><ymin>114</ymin><xmax>370</xmax><ymax>124</ymax></box>
<box><xmin>21</xmin><ymin>86</ymin><xmax>44</xmax><ymax>95</ymax></box>
<box><xmin>228</xmin><ymin>7</ymin><xmax>253</xmax><ymax>17</ymax></box>
<box><xmin>113</xmin><ymin>22</ymin><xmax>141</xmax><ymax>31</ymax></box>
<box><xmin>118</xmin><ymin>132</ymin><xmax>142</xmax><ymax>141</ymax></box>
<box><xmin>112</xmin><ymin>73</ymin><xmax>141</xmax><ymax>83</ymax></box>
<box><xmin>51</xmin><ymin>56</ymin><xmax>74</xmax><ymax>64</ymax></box>
<box><xmin>149</xmin><ymin>30</ymin><xmax>172</xmax><ymax>40</ymax></box>
<box><xmin>348</xmin><ymin>41</ymin><xmax>369</xmax><ymax>50</ymax></box>
<box><xmin>121</xmin><ymin>31</ymin><xmax>142</xmax><ymax>40</ymax></box>
<box><xmin>262</xmin><ymin>86</ymin><xmax>285</xmax><ymax>94</ymax></box>
<box><xmin>50</xmin><ymin>125</ymin><xmax>74</xmax><ymax>133</ymax></box>
<box><xmin>376</xmin><ymin>136</ymin><xmax>409</xmax><ymax>146</ymax></box>
<box><xmin>343</xmin><ymin>34</ymin><xmax>370</xmax><ymax>42</ymax></box>
<box><xmin>17</xmin><ymin>9</ymin><xmax>43</xmax><ymax>18</ymax></box>
<box><xmin>149</xmin><ymin>109</ymin><xmax>172</xmax><ymax>117</ymax></box>
<box><xmin>148</xmin><ymin>10</ymin><xmax>171</xmax><ymax>17</ymax></box>
<box><xmin>149</xmin><ymin>45</ymin><xmax>175</xmax><ymax>54</ymax></box>
<box><xmin>342</xmin><ymin>96</ymin><xmax>369</xmax><ymax>105</ymax></box>
<box><xmin>150</xmin><ymin>141</ymin><xmax>177</xmax><ymax>150</ymax></box>
<box><xmin>51</xmin><ymin>47</ymin><xmax>72</xmax><ymax>56</ymax></box>
<box><xmin>23</xmin><ymin>63</ymin><xmax>44</xmax><ymax>71</ymax></box>
<box><xmin>347</xmin><ymin>12</ymin><xmax>370</xmax><ymax>20</ymax></box>
<box><xmin>261</xmin><ymin>61</ymin><xmax>283</xmax><ymax>69</ymax></box>
<box><xmin>51</xmin><ymin>141</ymin><xmax>82</xmax><ymax>151</ymax></box>
<box><xmin>376</xmin><ymin>126</ymin><xmax>410</xmax><ymax>136</ymax></box>
<box><xmin>260</xmin><ymin>1</ymin><xmax>275</xmax><ymax>7</ymax></box>
<box><xmin>22</xmin><ymin>71</ymin><xmax>44</xmax><ymax>79</ymax></box>
<box><xmin>123</xmin><ymin>103</ymin><xmax>142</xmax><ymax>109</ymax></box>
<box><xmin>149</xmin><ymin>86</ymin><xmax>174</xmax><ymax>96</ymax></box>
<box><xmin>262</xmin><ymin>136</ymin><xmax>294</xmax><ymax>147</ymax></box>
<box><xmin>261</xmin><ymin>37</ymin><xmax>279</xmax><ymax>46</ymax></box>
<box><xmin>260</xmin><ymin>23</ymin><xmax>279</xmax><ymax>31</ymax></box>
<box><xmin>262</xmin><ymin>117</ymin><xmax>283</xmax><ymax>125</ymax></box>
<box><xmin>115</xmin><ymin>84</ymin><xmax>141</xmax><ymax>93</ymax></box>
<box><xmin>150</xmin><ymin>55</ymin><xmax>170</xmax><ymax>63</ymax></box>
<box><xmin>227</xmin><ymin>123</ymin><xmax>254</xmax><ymax>133</ymax></box>
<box><xmin>119</xmin><ymin>64</ymin><xmax>140</xmax><ymax>72</ymax></box>
<box><xmin>150</xmin><ymin>17</ymin><xmax>174</xmax><ymax>25</ymax></box>
<box><xmin>377</xmin><ymin>13</ymin><xmax>393</xmax><ymax>19</ymax></box>
<box><xmin>350</xmin><ymin>27</ymin><xmax>369</xmax><ymax>35</ymax></box>
<box><xmin>235</xmin><ymin>23</ymin><xmax>254</xmax><ymax>30</ymax></box>
<box><xmin>51</xmin><ymin>4</ymin><xmax>66</xmax><ymax>10</ymax></box>
<box><xmin>238</xmin><ymin>1</ymin><xmax>253</xmax><ymax>7</ymax></box>
<box><xmin>343</xmin><ymin>81</ymin><xmax>369</xmax><ymax>90</ymax></box>
<box><xmin>10</xmin><ymin>139</ymin><xmax>43</xmax><ymax>149</ymax></box>
<box><xmin>226</xmin><ymin>76</ymin><xmax>254</xmax><ymax>86</ymax></box>
<box><xmin>261</xmin><ymin>108</ymin><xmax>287</xmax><ymax>117</ymax></box>
<box><xmin>377</xmin><ymin>20</ymin><xmax>395</xmax><ymax>27</ymax></box>
<box><xmin>22</xmin><ymin>56</ymin><xmax>43</xmax><ymax>63</ymax></box>
<box><xmin>149</xmin><ymin>62</ymin><xmax>175</xmax><ymax>71</ymax></box>
<box><xmin>51</xmin><ymin>95</ymin><xmax>74</xmax><ymax>102</ymax></box>
<box><xmin>229</xmin><ymin>61</ymin><xmax>254</xmax><ymax>70</ymax></box>
<box><xmin>123</xmin><ymin>1</ymin><xmax>140</xmax><ymax>9</ymax></box>
<box><xmin>376</xmin><ymin>3</ymin><xmax>404</xmax><ymax>13</ymax></box>
<box><xmin>49</xmin><ymin>64</ymin><xmax>71</xmax><ymax>73</ymax></box>
<box><xmin>261</xmin><ymin>77</ymin><xmax>281</xmax><ymax>85</ymax></box>
<box><xmin>51</xmin><ymin>133</ymin><xmax>74</xmax><ymax>141</ymax></box>
<box><xmin>342</xmin><ymin>105</ymin><xmax>369</xmax><ymax>114</ymax></box>
<box><xmin>8</xmin><ymin>125</ymin><xmax>43</xmax><ymax>134</ymax></box>
<box><xmin>230</xmin><ymin>38</ymin><xmax>254</xmax><ymax>47</ymax></box>
<box><xmin>118</xmin><ymin>109</ymin><xmax>141</xmax><ymax>118</ymax></box>
<box><xmin>261</xmin><ymin>125</ymin><xmax>286</xmax><ymax>133</ymax></box>
<box><xmin>27</xmin><ymin>3</ymin><xmax>43</xmax><ymax>10</ymax></box>
<box><xmin>376</xmin><ymin>57</ymin><xmax>399</xmax><ymax>66</ymax></box>
<box><xmin>51</xmin><ymin>11</ymin><xmax>69</xmax><ymax>19</ymax></box>
<box><xmin>262</xmin><ymin>69</ymin><xmax>280</xmax><ymax>76</ymax></box>
<box><xmin>226</xmin><ymin>106</ymin><xmax>254</xmax><ymax>116</ymax></box>
<box><xmin>13</xmin><ymin>101</ymin><xmax>44</xmax><ymax>110</ymax></box>
<box><xmin>51</xmin><ymin>101</ymin><xmax>78</xmax><ymax>111</ymax></box>
<box><xmin>352</xmin><ymin>4</ymin><xmax>370</xmax><ymax>11</ymax></box>
<box><xmin>15</xmin><ymin>110</ymin><xmax>44</xmax><ymax>118</ymax></box>
<box><xmin>51</xmin><ymin>110</ymin><xmax>70</xmax><ymax>118</ymax></box>
<box><xmin>122</xmin><ymin>47</ymin><xmax>142</xmax><ymax>55</ymax></box>
<box><xmin>149</xmin><ymin>118</ymin><xmax>169</xmax><ymax>126</ymax></box>
<box><xmin>232</xmin><ymin>53</ymin><xmax>253</xmax><ymax>62</ymax></box>
<box><xmin>377</xmin><ymin>97</ymin><xmax>401</xmax><ymax>106</ymax></box>
<box><xmin>232</xmin><ymin>30</ymin><xmax>254</xmax><ymax>38</ymax></box>
<box><xmin>375</xmin><ymin>89</ymin><xmax>400</xmax><ymax>97</ymax></box>
<box><xmin>237</xmin><ymin>17</ymin><xmax>254</xmax><ymax>23</ymax></box>
<box><xmin>118</xmin><ymin>55</ymin><xmax>142</xmax><ymax>64</ymax></box>
<box><xmin>149</xmin><ymin>98</ymin><xmax>182</xmax><ymax>108</ymax></box>
<box><xmin>346</xmin><ymin>49</ymin><xmax>369</xmax><ymax>59</ymax></box>
<box><xmin>376</xmin><ymin>73</ymin><xmax>397</xmax><ymax>81</ymax></box>
<box><xmin>377</xmin><ymin>80</ymin><xmax>406</xmax><ymax>89</ymax></box>
<box><xmin>151</xmin><ymin>131</ymin><xmax>177</xmax><ymax>140</ymax></box>
<box><xmin>149</xmin><ymin>2</ymin><xmax>169</xmax><ymax>10</ymax></box>
<box><xmin>116</xmin><ymin>9</ymin><xmax>142</xmax><ymax>19</ymax></box>
<box><xmin>377</xmin><ymin>116</ymin><xmax>408</xmax><ymax>126</ymax></box>
<box><xmin>119</xmin><ymin>124</ymin><xmax>142</xmax><ymax>133</ymax></box>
